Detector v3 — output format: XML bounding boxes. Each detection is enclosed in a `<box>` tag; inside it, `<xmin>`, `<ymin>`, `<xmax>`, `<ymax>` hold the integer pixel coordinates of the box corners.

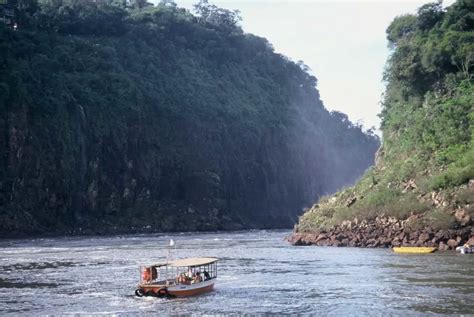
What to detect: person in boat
<box><xmin>186</xmin><ymin>268</ymin><xmax>194</xmax><ymax>279</ymax></box>
<box><xmin>203</xmin><ymin>270</ymin><xmax>210</xmax><ymax>280</ymax></box>
<box><xmin>179</xmin><ymin>268</ymin><xmax>192</xmax><ymax>284</ymax></box>
<box><xmin>177</xmin><ymin>272</ymin><xmax>187</xmax><ymax>284</ymax></box>
<box><xmin>192</xmin><ymin>272</ymin><xmax>202</xmax><ymax>284</ymax></box>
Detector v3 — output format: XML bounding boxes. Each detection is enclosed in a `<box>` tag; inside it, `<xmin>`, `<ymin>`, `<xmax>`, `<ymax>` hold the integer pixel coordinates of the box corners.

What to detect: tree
<box><xmin>193</xmin><ymin>0</ymin><xmax>241</xmax><ymax>29</ymax></box>
<box><xmin>386</xmin><ymin>14</ymin><xmax>417</xmax><ymax>48</ymax></box>
<box><xmin>416</xmin><ymin>1</ymin><xmax>444</xmax><ymax>31</ymax></box>
<box><xmin>159</xmin><ymin>0</ymin><xmax>176</xmax><ymax>8</ymax></box>
<box><xmin>129</xmin><ymin>0</ymin><xmax>152</xmax><ymax>9</ymax></box>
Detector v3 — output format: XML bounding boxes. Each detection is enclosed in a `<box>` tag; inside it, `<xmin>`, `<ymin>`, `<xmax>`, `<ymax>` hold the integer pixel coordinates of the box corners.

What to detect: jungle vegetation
<box><xmin>0</xmin><ymin>0</ymin><xmax>379</xmax><ymax>236</ymax></box>
<box><xmin>297</xmin><ymin>0</ymin><xmax>473</xmax><ymax>232</ymax></box>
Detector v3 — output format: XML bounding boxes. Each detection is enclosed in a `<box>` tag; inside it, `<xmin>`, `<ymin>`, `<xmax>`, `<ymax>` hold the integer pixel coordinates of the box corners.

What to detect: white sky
<box><xmin>153</xmin><ymin>0</ymin><xmax>455</xmax><ymax>131</ymax></box>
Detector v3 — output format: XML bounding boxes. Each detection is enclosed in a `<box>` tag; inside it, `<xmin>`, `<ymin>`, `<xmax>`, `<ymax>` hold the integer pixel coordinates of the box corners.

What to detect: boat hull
<box><xmin>168</xmin><ymin>280</ymin><xmax>214</xmax><ymax>297</ymax></box>
<box><xmin>393</xmin><ymin>247</ymin><xmax>436</xmax><ymax>254</ymax></box>
<box><xmin>456</xmin><ymin>246</ymin><xmax>474</xmax><ymax>254</ymax></box>
<box><xmin>138</xmin><ymin>279</ymin><xmax>215</xmax><ymax>297</ymax></box>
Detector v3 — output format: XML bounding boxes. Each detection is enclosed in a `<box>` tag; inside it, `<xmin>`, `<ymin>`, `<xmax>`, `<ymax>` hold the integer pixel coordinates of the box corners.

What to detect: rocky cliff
<box><xmin>0</xmin><ymin>1</ymin><xmax>379</xmax><ymax>237</ymax></box>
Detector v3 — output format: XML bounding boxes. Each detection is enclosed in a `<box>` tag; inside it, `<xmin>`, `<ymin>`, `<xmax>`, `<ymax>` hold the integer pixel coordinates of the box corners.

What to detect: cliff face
<box><xmin>0</xmin><ymin>2</ymin><xmax>379</xmax><ymax>236</ymax></box>
<box><xmin>291</xmin><ymin>0</ymin><xmax>474</xmax><ymax>249</ymax></box>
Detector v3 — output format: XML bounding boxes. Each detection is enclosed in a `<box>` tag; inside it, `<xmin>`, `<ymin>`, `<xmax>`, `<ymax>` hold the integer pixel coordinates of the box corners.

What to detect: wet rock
<box><xmin>288</xmin><ymin>234</ymin><xmax>310</xmax><ymax>246</ymax></box>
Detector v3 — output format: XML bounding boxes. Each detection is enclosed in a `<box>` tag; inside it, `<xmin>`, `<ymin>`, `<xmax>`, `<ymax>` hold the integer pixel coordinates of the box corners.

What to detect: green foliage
<box><xmin>381</xmin><ymin>0</ymin><xmax>473</xmax><ymax>193</ymax></box>
<box><xmin>298</xmin><ymin>206</ymin><xmax>337</xmax><ymax>232</ymax></box>
<box><xmin>416</xmin><ymin>1</ymin><xmax>444</xmax><ymax>31</ymax></box>
<box><xmin>348</xmin><ymin>189</ymin><xmax>428</xmax><ymax>220</ymax></box>
<box><xmin>193</xmin><ymin>0</ymin><xmax>242</xmax><ymax>30</ymax></box>
<box><xmin>0</xmin><ymin>0</ymin><xmax>379</xmax><ymax>234</ymax></box>
<box><xmin>426</xmin><ymin>209</ymin><xmax>457</xmax><ymax>230</ymax></box>
<box><xmin>456</xmin><ymin>188</ymin><xmax>474</xmax><ymax>204</ymax></box>
<box><xmin>404</xmin><ymin>217</ymin><xmax>425</xmax><ymax>232</ymax></box>
<box><xmin>386</xmin><ymin>14</ymin><xmax>417</xmax><ymax>47</ymax></box>
<box><xmin>297</xmin><ymin>0</ymin><xmax>473</xmax><ymax>232</ymax></box>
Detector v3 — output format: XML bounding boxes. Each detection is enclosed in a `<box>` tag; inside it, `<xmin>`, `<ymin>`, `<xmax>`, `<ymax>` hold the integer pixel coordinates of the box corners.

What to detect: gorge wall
<box><xmin>0</xmin><ymin>0</ymin><xmax>379</xmax><ymax>236</ymax></box>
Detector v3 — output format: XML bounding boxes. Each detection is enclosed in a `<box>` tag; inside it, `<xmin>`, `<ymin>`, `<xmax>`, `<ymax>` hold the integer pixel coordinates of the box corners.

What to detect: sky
<box><xmin>154</xmin><ymin>0</ymin><xmax>455</xmax><ymax>131</ymax></box>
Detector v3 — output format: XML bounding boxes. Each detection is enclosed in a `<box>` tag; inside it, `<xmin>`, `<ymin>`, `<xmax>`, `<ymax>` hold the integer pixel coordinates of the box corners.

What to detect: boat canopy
<box><xmin>153</xmin><ymin>257</ymin><xmax>218</xmax><ymax>268</ymax></box>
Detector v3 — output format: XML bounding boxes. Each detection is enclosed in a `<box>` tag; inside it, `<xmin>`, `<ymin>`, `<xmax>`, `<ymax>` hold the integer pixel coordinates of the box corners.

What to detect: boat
<box><xmin>135</xmin><ymin>257</ymin><xmax>218</xmax><ymax>298</ymax></box>
<box><xmin>392</xmin><ymin>247</ymin><xmax>437</xmax><ymax>254</ymax></box>
<box><xmin>456</xmin><ymin>245</ymin><xmax>474</xmax><ymax>254</ymax></box>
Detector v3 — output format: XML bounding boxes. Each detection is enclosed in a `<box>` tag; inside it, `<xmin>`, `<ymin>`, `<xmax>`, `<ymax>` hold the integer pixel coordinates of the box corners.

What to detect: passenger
<box><xmin>203</xmin><ymin>270</ymin><xmax>211</xmax><ymax>280</ymax></box>
<box><xmin>186</xmin><ymin>268</ymin><xmax>194</xmax><ymax>279</ymax></box>
<box><xmin>177</xmin><ymin>273</ymin><xmax>186</xmax><ymax>284</ymax></box>
<box><xmin>193</xmin><ymin>272</ymin><xmax>202</xmax><ymax>284</ymax></box>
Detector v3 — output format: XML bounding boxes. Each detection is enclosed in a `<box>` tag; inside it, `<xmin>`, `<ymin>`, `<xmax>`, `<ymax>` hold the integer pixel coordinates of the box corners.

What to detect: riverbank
<box><xmin>289</xmin><ymin>215</ymin><xmax>474</xmax><ymax>250</ymax></box>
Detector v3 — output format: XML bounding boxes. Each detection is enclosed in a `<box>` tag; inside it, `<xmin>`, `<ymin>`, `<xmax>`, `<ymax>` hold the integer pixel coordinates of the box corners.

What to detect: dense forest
<box><xmin>293</xmin><ymin>0</ymin><xmax>473</xmax><ymax>248</ymax></box>
<box><xmin>0</xmin><ymin>0</ymin><xmax>379</xmax><ymax>236</ymax></box>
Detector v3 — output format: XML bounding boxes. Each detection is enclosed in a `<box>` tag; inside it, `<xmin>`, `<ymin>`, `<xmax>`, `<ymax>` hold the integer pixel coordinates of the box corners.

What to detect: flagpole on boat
<box><xmin>166</xmin><ymin>238</ymin><xmax>175</xmax><ymax>284</ymax></box>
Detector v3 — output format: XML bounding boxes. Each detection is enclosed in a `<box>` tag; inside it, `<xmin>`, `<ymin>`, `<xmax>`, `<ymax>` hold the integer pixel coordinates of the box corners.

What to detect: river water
<box><xmin>0</xmin><ymin>230</ymin><xmax>473</xmax><ymax>315</ymax></box>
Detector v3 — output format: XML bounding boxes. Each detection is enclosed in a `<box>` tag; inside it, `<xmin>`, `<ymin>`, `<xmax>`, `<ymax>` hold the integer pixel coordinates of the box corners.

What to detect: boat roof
<box><xmin>153</xmin><ymin>257</ymin><xmax>218</xmax><ymax>267</ymax></box>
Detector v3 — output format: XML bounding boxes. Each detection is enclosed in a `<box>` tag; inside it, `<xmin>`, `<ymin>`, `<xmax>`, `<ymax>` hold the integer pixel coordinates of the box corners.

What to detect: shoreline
<box><xmin>288</xmin><ymin>215</ymin><xmax>474</xmax><ymax>250</ymax></box>
<box><xmin>0</xmin><ymin>226</ymin><xmax>293</xmax><ymax>242</ymax></box>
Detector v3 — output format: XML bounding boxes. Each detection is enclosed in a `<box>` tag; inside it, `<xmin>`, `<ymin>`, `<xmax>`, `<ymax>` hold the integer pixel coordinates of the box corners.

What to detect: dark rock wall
<box><xmin>0</xmin><ymin>26</ymin><xmax>379</xmax><ymax>236</ymax></box>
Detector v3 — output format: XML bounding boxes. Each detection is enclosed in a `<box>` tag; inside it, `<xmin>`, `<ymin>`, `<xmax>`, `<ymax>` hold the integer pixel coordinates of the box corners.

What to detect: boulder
<box><xmin>318</xmin><ymin>239</ymin><xmax>330</xmax><ymax>246</ymax></box>
<box><xmin>447</xmin><ymin>239</ymin><xmax>459</xmax><ymax>249</ymax></box>
<box><xmin>349</xmin><ymin>238</ymin><xmax>357</xmax><ymax>247</ymax></box>
<box><xmin>454</xmin><ymin>209</ymin><xmax>471</xmax><ymax>226</ymax></box>
<box><xmin>418</xmin><ymin>232</ymin><xmax>432</xmax><ymax>243</ymax></box>
<box><xmin>366</xmin><ymin>238</ymin><xmax>380</xmax><ymax>248</ymax></box>
<box><xmin>438</xmin><ymin>241</ymin><xmax>449</xmax><ymax>251</ymax></box>
<box><xmin>315</xmin><ymin>233</ymin><xmax>327</xmax><ymax>243</ymax></box>
<box><xmin>345</xmin><ymin>197</ymin><xmax>357</xmax><ymax>207</ymax></box>
<box><xmin>426</xmin><ymin>241</ymin><xmax>435</xmax><ymax>247</ymax></box>
<box><xmin>409</xmin><ymin>231</ymin><xmax>419</xmax><ymax>240</ymax></box>
<box><xmin>391</xmin><ymin>239</ymin><xmax>401</xmax><ymax>247</ymax></box>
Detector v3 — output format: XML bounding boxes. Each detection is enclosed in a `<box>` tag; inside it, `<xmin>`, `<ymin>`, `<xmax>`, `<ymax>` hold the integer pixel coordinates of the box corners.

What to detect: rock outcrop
<box><xmin>289</xmin><ymin>215</ymin><xmax>473</xmax><ymax>250</ymax></box>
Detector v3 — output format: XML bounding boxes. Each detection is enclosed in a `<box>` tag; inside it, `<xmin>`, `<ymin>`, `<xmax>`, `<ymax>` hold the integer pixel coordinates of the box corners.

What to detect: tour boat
<box><xmin>392</xmin><ymin>247</ymin><xmax>436</xmax><ymax>254</ymax></box>
<box><xmin>135</xmin><ymin>257</ymin><xmax>218</xmax><ymax>298</ymax></box>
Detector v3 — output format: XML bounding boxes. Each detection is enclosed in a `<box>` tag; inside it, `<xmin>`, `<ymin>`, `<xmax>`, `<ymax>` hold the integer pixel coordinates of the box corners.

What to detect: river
<box><xmin>0</xmin><ymin>230</ymin><xmax>473</xmax><ymax>315</ymax></box>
